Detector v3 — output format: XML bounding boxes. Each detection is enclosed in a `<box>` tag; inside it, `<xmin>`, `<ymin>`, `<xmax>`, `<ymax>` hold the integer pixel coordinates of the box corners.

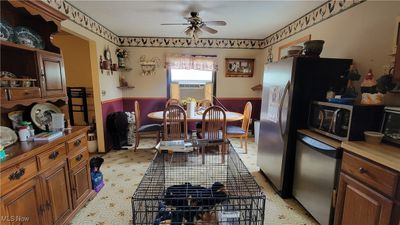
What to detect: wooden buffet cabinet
<box><xmin>0</xmin><ymin>0</ymin><xmax>68</xmax><ymax>109</ymax></box>
<box><xmin>0</xmin><ymin>127</ymin><xmax>95</xmax><ymax>225</ymax></box>
<box><xmin>334</xmin><ymin>142</ymin><xmax>400</xmax><ymax>225</ymax></box>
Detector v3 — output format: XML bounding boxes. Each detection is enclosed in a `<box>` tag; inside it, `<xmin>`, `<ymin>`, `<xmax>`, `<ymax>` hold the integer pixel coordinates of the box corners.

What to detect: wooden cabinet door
<box><xmin>0</xmin><ymin>178</ymin><xmax>45</xmax><ymax>225</ymax></box>
<box><xmin>334</xmin><ymin>173</ymin><xmax>393</xmax><ymax>225</ymax></box>
<box><xmin>37</xmin><ymin>52</ymin><xmax>66</xmax><ymax>97</ymax></box>
<box><xmin>39</xmin><ymin>161</ymin><xmax>72</xmax><ymax>225</ymax></box>
<box><xmin>70</xmin><ymin>161</ymin><xmax>91</xmax><ymax>209</ymax></box>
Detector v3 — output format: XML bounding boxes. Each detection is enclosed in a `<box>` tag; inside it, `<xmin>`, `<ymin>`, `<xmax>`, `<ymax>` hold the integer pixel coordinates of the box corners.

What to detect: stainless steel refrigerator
<box><xmin>257</xmin><ymin>57</ymin><xmax>352</xmax><ymax>198</ymax></box>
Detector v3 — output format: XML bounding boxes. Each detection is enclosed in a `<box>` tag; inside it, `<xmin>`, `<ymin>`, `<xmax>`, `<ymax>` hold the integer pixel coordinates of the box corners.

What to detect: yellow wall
<box><xmin>268</xmin><ymin>1</ymin><xmax>400</xmax><ymax>106</ymax></box>
<box><xmin>53</xmin><ymin>33</ymin><xmax>96</xmax><ymax>125</ymax></box>
<box><xmin>121</xmin><ymin>48</ymin><xmax>265</xmax><ymax>98</ymax></box>
<box><xmin>58</xmin><ymin>20</ymin><xmax>123</xmax><ymax>152</ymax></box>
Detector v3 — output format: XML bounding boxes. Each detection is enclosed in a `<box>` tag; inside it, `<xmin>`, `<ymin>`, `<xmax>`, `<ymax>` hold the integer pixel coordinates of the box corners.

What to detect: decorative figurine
<box><xmin>360</xmin><ymin>69</ymin><xmax>377</xmax><ymax>93</ymax></box>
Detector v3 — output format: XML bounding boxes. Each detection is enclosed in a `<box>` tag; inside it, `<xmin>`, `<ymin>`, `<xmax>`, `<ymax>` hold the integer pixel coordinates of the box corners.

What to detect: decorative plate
<box><xmin>30</xmin><ymin>103</ymin><xmax>62</xmax><ymax>130</ymax></box>
<box><xmin>0</xmin><ymin>126</ymin><xmax>18</xmax><ymax>148</ymax></box>
<box><xmin>0</xmin><ymin>20</ymin><xmax>15</xmax><ymax>42</ymax></box>
<box><xmin>14</xmin><ymin>26</ymin><xmax>45</xmax><ymax>49</ymax></box>
<box><xmin>0</xmin><ymin>71</ymin><xmax>16</xmax><ymax>87</ymax></box>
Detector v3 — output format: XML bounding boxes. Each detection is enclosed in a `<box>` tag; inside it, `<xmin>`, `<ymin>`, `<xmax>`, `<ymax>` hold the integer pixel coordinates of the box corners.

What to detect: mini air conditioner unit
<box><xmin>179</xmin><ymin>83</ymin><xmax>205</xmax><ymax>89</ymax></box>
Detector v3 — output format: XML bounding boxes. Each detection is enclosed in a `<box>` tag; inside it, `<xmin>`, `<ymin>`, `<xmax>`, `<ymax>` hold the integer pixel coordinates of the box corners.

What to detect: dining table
<box><xmin>147</xmin><ymin>110</ymin><xmax>244</xmax><ymax>122</ymax></box>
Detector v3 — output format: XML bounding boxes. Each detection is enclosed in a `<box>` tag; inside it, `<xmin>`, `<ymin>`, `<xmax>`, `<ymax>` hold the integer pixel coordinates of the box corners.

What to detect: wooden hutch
<box><xmin>0</xmin><ymin>1</ymin><xmax>95</xmax><ymax>225</ymax></box>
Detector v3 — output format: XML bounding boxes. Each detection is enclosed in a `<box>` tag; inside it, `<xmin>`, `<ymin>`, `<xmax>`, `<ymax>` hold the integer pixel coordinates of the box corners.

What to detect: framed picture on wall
<box><xmin>225</xmin><ymin>58</ymin><xmax>254</xmax><ymax>77</ymax></box>
<box><xmin>278</xmin><ymin>34</ymin><xmax>311</xmax><ymax>60</ymax></box>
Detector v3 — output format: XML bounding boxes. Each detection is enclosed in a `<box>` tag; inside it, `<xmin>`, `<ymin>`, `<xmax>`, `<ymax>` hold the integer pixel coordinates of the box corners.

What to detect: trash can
<box><xmin>254</xmin><ymin>120</ymin><xmax>260</xmax><ymax>145</ymax></box>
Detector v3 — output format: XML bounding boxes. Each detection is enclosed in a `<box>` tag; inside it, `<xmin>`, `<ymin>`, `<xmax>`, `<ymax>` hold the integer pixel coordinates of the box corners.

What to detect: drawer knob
<box><xmin>24</xmin><ymin>91</ymin><xmax>30</xmax><ymax>95</ymax></box>
<box><xmin>48</xmin><ymin>151</ymin><xmax>59</xmax><ymax>160</ymax></box>
<box><xmin>76</xmin><ymin>154</ymin><xmax>83</xmax><ymax>161</ymax></box>
<box><xmin>74</xmin><ymin>139</ymin><xmax>81</xmax><ymax>146</ymax></box>
<box><xmin>8</xmin><ymin>168</ymin><xmax>26</xmax><ymax>181</ymax></box>
<box><xmin>359</xmin><ymin>167</ymin><xmax>367</xmax><ymax>174</ymax></box>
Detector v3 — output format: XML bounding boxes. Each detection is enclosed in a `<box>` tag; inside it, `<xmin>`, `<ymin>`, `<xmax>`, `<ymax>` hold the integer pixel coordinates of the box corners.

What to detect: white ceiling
<box><xmin>69</xmin><ymin>1</ymin><xmax>324</xmax><ymax>39</ymax></box>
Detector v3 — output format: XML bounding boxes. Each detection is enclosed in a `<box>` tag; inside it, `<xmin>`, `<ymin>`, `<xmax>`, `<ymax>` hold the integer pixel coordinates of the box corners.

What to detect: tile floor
<box><xmin>71</xmin><ymin>138</ymin><xmax>318</xmax><ymax>225</ymax></box>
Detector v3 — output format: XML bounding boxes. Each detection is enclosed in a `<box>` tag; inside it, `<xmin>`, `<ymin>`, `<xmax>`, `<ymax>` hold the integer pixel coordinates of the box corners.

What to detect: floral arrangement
<box><xmin>116</xmin><ymin>49</ymin><xmax>128</xmax><ymax>58</ymax></box>
<box><xmin>180</xmin><ymin>97</ymin><xmax>196</xmax><ymax>106</ymax></box>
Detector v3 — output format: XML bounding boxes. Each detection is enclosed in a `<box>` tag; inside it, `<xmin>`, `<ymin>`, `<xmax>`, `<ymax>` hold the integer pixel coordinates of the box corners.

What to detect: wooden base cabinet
<box><xmin>0</xmin><ymin>179</ymin><xmax>44</xmax><ymax>225</ymax></box>
<box><xmin>334</xmin><ymin>151</ymin><xmax>400</xmax><ymax>225</ymax></box>
<box><xmin>70</xmin><ymin>162</ymin><xmax>91</xmax><ymax>209</ymax></box>
<box><xmin>334</xmin><ymin>173</ymin><xmax>393</xmax><ymax>225</ymax></box>
<box><xmin>0</xmin><ymin>127</ymin><xmax>93</xmax><ymax>225</ymax></box>
<box><xmin>39</xmin><ymin>161</ymin><xmax>72</xmax><ymax>225</ymax></box>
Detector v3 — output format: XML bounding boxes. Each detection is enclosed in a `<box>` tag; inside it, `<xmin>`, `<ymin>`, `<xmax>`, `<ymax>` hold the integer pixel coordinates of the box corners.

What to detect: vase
<box><xmin>118</xmin><ymin>57</ymin><xmax>126</xmax><ymax>68</ymax></box>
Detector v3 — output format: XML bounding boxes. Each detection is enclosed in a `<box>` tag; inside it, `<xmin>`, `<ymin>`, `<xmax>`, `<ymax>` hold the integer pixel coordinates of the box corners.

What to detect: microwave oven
<box><xmin>381</xmin><ymin>107</ymin><xmax>400</xmax><ymax>146</ymax></box>
<box><xmin>308</xmin><ymin>101</ymin><xmax>384</xmax><ymax>141</ymax></box>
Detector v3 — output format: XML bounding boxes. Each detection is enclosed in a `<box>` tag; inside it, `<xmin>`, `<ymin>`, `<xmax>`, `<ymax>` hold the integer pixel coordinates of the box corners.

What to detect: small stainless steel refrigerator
<box><xmin>257</xmin><ymin>57</ymin><xmax>352</xmax><ymax>198</ymax></box>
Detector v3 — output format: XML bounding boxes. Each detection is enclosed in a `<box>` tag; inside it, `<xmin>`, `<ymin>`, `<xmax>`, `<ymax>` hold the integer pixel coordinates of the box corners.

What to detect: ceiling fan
<box><xmin>161</xmin><ymin>12</ymin><xmax>227</xmax><ymax>39</ymax></box>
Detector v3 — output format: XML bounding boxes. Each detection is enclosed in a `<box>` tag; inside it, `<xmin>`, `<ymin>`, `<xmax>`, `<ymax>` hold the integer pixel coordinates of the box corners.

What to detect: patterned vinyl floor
<box><xmin>71</xmin><ymin>138</ymin><xmax>319</xmax><ymax>225</ymax></box>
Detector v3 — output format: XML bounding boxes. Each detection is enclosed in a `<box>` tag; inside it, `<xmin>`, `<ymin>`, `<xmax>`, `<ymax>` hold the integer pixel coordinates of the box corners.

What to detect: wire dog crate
<box><xmin>132</xmin><ymin>143</ymin><xmax>266</xmax><ymax>225</ymax></box>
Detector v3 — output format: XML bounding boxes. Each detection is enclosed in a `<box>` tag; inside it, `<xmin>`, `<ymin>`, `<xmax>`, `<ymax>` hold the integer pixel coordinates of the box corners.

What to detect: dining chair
<box><xmin>226</xmin><ymin>102</ymin><xmax>252</xmax><ymax>154</ymax></box>
<box><xmin>196</xmin><ymin>99</ymin><xmax>214</xmax><ymax>132</ymax></box>
<box><xmin>165</xmin><ymin>98</ymin><xmax>180</xmax><ymax>108</ymax></box>
<box><xmin>200</xmin><ymin>105</ymin><xmax>227</xmax><ymax>164</ymax></box>
<box><xmin>163</xmin><ymin>104</ymin><xmax>188</xmax><ymax>141</ymax></box>
<box><xmin>134</xmin><ymin>101</ymin><xmax>161</xmax><ymax>151</ymax></box>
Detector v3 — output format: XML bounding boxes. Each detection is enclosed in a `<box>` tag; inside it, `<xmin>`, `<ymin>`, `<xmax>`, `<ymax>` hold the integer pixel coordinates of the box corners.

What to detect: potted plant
<box><xmin>116</xmin><ymin>48</ymin><xmax>128</xmax><ymax>68</ymax></box>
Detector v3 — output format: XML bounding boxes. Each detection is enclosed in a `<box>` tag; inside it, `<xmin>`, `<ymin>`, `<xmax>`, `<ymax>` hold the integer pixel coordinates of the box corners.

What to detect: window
<box><xmin>167</xmin><ymin>69</ymin><xmax>215</xmax><ymax>100</ymax></box>
<box><xmin>170</xmin><ymin>69</ymin><xmax>213</xmax><ymax>83</ymax></box>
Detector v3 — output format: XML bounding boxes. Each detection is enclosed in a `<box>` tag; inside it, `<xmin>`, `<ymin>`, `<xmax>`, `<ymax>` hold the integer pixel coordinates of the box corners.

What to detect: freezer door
<box><xmin>257</xmin><ymin>59</ymin><xmax>293</xmax><ymax>192</ymax></box>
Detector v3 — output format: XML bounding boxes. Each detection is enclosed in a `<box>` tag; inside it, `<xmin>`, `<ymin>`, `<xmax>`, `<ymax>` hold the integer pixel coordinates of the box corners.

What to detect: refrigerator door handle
<box><xmin>278</xmin><ymin>81</ymin><xmax>291</xmax><ymax>137</ymax></box>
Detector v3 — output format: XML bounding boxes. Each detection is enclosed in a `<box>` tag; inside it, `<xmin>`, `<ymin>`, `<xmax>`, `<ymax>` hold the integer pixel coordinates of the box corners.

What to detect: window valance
<box><xmin>165</xmin><ymin>54</ymin><xmax>217</xmax><ymax>71</ymax></box>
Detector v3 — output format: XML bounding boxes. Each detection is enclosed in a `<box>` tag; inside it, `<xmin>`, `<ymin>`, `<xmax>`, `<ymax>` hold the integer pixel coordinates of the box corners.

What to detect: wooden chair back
<box><xmin>134</xmin><ymin>101</ymin><xmax>141</xmax><ymax>129</ymax></box>
<box><xmin>242</xmin><ymin>102</ymin><xmax>253</xmax><ymax>133</ymax></box>
<box><xmin>163</xmin><ymin>104</ymin><xmax>188</xmax><ymax>140</ymax></box>
<box><xmin>165</xmin><ymin>98</ymin><xmax>180</xmax><ymax>108</ymax></box>
<box><xmin>201</xmin><ymin>106</ymin><xmax>226</xmax><ymax>141</ymax></box>
<box><xmin>197</xmin><ymin>99</ymin><xmax>213</xmax><ymax>108</ymax></box>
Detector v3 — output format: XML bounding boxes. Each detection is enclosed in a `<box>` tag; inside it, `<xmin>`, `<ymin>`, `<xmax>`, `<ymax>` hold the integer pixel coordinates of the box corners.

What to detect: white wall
<box><xmin>269</xmin><ymin>1</ymin><xmax>400</xmax><ymax>105</ymax></box>
<box><xmin>121</xmin><ymin>47</ymin><xmax>265</xmax><ymax>98</ymax></box>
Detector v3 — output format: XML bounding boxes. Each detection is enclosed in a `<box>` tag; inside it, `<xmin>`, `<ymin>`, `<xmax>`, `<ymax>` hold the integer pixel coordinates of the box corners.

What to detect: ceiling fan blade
<box><xmin>200</xmin><ymin>24</ymin><xmax>218</xmax><ymax>34</ymax></box>
<box><xmin>161</xmin><ymin>23</ymin><xmax>191</xmax><ymax>25</ymax></box>
<box><xmin>203</xmin><ymin>21</ymin><xmax>227</xmax><ymax>26</ymax></box>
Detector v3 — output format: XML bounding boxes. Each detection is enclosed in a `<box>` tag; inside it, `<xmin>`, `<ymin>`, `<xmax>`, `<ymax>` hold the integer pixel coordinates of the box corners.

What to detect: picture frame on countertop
<box><xmin>278</xmin><ymin>34</ymin><xmax>311</xmax><ymax>60</ymax></box>
<box><xmin>225</xmin><ymin>58</ymin><xmax>254</xmax><ymax>77</ymax></box>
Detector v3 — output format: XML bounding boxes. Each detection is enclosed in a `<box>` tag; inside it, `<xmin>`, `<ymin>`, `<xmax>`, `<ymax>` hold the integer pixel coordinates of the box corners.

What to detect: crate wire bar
<box><xmin>132</xmin><ymin>143</ymin><xmax>265</xmax><ymax>225</ymax></box>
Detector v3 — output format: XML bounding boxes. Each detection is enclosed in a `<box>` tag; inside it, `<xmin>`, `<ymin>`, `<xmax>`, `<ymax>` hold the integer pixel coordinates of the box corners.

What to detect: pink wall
<box><xmin>102</xmin><ymin>97</ymin><xmax>261</xmax><ymax>150</ymax></box>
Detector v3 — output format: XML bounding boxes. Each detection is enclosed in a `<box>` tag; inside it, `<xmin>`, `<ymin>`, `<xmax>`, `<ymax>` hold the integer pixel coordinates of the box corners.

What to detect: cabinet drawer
<box><xmin>67</xmin><ymin>133</ymin><xmax>87</xmax><ymax>155</ymax></box>
<box><xmin>37</xmin><ymin>143</ymin><xmax>67</xmax><ymax>171</ymax></box>
<box><xmin>69</xmin><ymin>147</ymin><xmax>89</xmax><ymax>169</ymax></box>
<box><xmin>8</xmin><ymin>88</ymin><xmax>41</xmax><ymax>100</ymax></box>
<box><xmin>342</xmin><ymin>152</ymin><xmax>399</xmax><ymax>197</ymax></box>
<box><xmin>0</xmin><ymin>158</ymin><xmax>38</xmax><ymax>195</ymax></box>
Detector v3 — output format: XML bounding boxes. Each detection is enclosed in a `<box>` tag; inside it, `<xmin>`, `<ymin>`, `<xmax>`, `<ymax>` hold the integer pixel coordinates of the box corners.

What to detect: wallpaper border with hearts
<box><xmin>42</xmin><ymin>0</ymin><xmax>365</xmax><ymax>49</ymax></box>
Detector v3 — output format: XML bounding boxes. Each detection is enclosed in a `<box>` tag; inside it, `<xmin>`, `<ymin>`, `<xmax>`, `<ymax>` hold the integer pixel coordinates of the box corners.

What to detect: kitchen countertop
<box><xmin>0</xmin><ymin>126</ymin><xmax>89</xmax><ymax>170</ymax></box>
<box><xmin>341</xmin><ymin>141</ymin><xmax>400</xmax><ymax>172</ymax></box>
